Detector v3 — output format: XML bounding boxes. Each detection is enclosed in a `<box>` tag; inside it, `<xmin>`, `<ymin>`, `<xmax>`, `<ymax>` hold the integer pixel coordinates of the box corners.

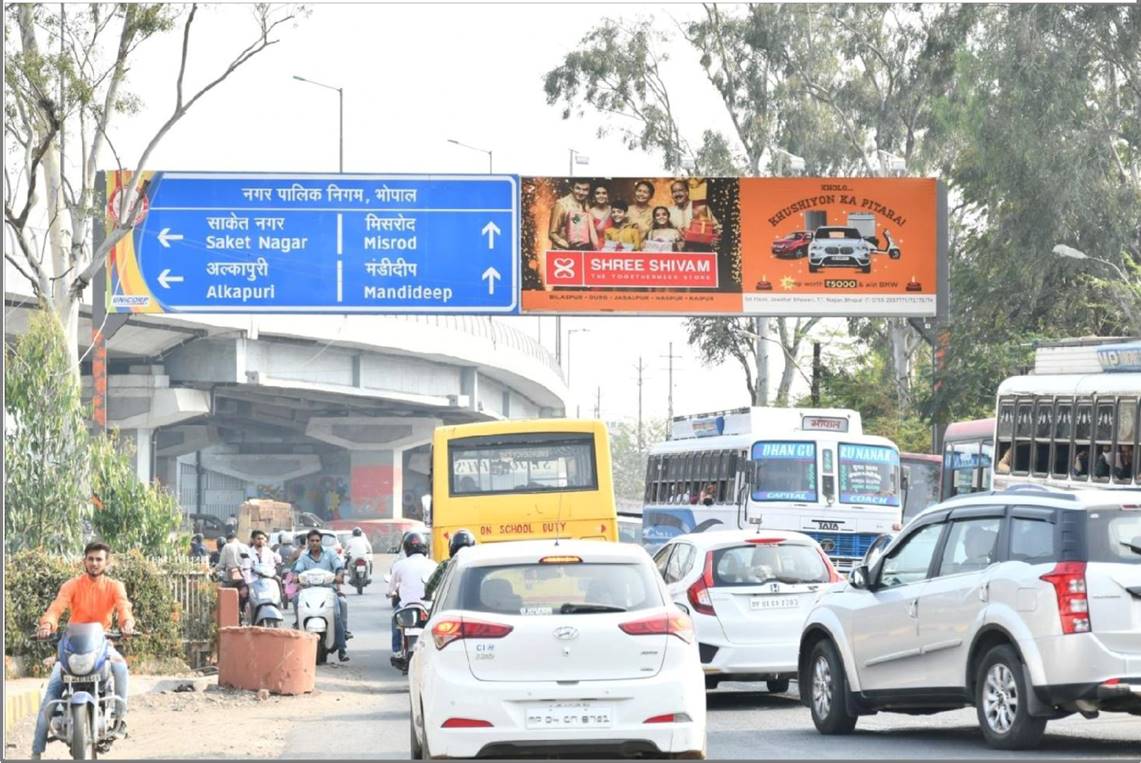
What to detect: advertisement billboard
<box><xmin>521</xmin><ymin>176</ymin><xmax>940</xmax><ymax>317</ymax></box>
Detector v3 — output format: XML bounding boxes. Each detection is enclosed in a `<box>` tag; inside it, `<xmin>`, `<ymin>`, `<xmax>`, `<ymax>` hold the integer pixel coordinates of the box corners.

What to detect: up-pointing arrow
<box><xmin>157</xmin><ymin>228</ymin><xmax>184</xmax><ymax>248</ymax></box>
<box><xmin>157</xmin><ymin>268</ymin><xmax>184</xmax><ymax>289</ymax></box>
<box><xmin>481</xmin><ymin>266</ymin><xmax>501</xmax><ymax>295</ymax></box>
<box><xmin>481</xmin><ymin>221</ymin><xmax>501</xmax><ymax>249</ymax></box>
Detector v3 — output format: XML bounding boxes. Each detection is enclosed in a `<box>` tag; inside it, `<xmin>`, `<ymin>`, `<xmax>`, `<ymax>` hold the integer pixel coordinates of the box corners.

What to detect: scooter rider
<box><xmin>249</xmin><ymin>529</ymin><xmax>281</xmax><ymax>568</ymax></box>
<box><xmin>424</xmin><ymin>528</ymin><xmax>476</xmax><ymax>602</ymax></box>
<box><xmin>344</xmin><ymin>526</ymin><xmax>373</xmax><ymax>578</ymax></box>
<box><xmin>388</xmin><ymin>531</ymin><xmax>436</xmax><ymax>668</ymax></box>
<box><xmin>32</xmin><ymin>542</ymin><xmax>135</xmax><ymax>759</ymax></box>
<box><xmin>215</xmin><ymin>530</ymin><xmax>252</xmax><ymax>615</ymax></box>
<box><xmin>293</xmin><ymin>529</ymin><xmax>350</xmax><ymax>662</ymax></box>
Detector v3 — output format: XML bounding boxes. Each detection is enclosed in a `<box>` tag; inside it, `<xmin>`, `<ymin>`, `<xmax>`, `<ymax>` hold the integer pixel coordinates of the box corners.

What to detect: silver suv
<box><xmin>798</xmin><ymin>485</ymin><xmax>1141</xmax><ymax>749</ymax></box>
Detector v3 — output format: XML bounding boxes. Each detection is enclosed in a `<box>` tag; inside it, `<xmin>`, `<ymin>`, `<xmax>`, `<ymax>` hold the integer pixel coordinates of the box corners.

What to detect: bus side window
<box><xmin>1072</xmin><ymin>400</ymin><xmax>1093</xmax><ymax>480</ymax></box>
<box><xmin>1113</xmin><ymin>399</ymin><xmax>1136</xmax><ymax>485</ymax></box>
<box><xmin>1014</xmin><ymin>401</ymin><xmax>1034</xmax><ymax>473</ymax></box>
<box><xmin>1092</xmin><ymin>400</ymin><xmax>1115</xmax><ymax>483</ymax></box>
<box><xmin>995</xmin><ymin>400</ymin><xmax>1015</xmax><ymax>474</ymax></box>
<box><xmin>1033</xmin><ymin>399</ymin><xmax>1052</xmax><ymax>476</ymax></box>
<box><xmin>979</xmin><ymin>439</ymin><xmax>993</xmax><ymax>491</ymax></box>
<box><xmin>1052</xmin><ymin>400</ymin><xmax>1073</xmax><ymax>478</ymax></box>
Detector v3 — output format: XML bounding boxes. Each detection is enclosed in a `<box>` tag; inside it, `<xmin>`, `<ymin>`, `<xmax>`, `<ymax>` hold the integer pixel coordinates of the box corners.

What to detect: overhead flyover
<box><xmin>4</xmin><ymin>293</ymin><xmax>569</xmax><ymax>523</ymax></box>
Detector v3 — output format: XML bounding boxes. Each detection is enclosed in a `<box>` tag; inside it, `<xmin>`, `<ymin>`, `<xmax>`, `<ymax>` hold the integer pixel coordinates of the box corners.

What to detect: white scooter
<box><xmin>294</xmin><ymin>568</ymin><xmax>339</xmax><ymax>664</ymax></box>
<box><xmin>247</xmin><ymin>562</ymin><xmax>284</xmax><ymax>627</ymax></box>
<box><xmin>348</xmin><ymin>555</ymin><xmax>372</xmax><ymax>595</ymax></box>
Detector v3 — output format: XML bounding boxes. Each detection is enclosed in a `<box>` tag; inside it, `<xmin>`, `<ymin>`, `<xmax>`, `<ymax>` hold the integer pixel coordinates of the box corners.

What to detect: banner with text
<box><xmin>521</xmin><ymin>177</ymin><xmax>939</xmax><ymax>317</ymax></box>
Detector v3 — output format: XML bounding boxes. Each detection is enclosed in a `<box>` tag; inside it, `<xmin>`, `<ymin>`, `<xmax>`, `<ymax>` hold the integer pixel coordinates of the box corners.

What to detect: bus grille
<box><xmin>805</xmin><ymin>532</ymin><xmax>878</xmax><ymax>560</ymax></box>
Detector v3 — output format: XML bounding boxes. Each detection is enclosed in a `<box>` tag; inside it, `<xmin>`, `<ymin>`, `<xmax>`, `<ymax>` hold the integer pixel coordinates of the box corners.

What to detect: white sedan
<box><xmin>652</xmin><ymin>530</ymin><xmax>841</xmax><ymax>692</ymax></box>
<box><xmin>406</xmin><ymin>539</ymin><xmax>707</xmax><ymax>759</ymax></box>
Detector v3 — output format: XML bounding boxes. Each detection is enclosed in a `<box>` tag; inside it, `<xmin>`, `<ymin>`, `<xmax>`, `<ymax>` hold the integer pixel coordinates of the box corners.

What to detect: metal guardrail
<box><xmin>166</xmin><ymin>558</ymin><xmax>214</xmax><ymax>669</ymax></box>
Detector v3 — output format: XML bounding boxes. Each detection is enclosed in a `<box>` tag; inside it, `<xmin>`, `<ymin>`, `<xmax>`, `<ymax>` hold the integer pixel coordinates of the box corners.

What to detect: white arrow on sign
<box><xmin>481</xmin><ymin>221</ymin><xmax>501</xmax><ymax>249</ymax></box>
<box><xmin>157</xmin><ymin>268</ymin><xmax>184</xmax><ymax>289</ymax></box>
<box><xmin>157</xmin><ymin>228</ymin><xmax>184</xmax><ymax>248</ymax></box>
<box><xmin>481</xmin><ymin>266</ymin><xmax>501</xmax><ymax>295</ymax></box>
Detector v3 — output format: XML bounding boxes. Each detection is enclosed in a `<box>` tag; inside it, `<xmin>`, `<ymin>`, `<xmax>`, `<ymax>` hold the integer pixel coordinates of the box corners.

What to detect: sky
<box><xmin>7</xmin><ymin>2</ymin><xmax>833</xmax><ymax>424</ymax></box>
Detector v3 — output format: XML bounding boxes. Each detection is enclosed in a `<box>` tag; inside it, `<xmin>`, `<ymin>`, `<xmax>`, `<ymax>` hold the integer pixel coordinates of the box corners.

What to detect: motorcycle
<box><xmin>38</xmin><ymin>624</ymin><xmax>125</xmax><ymax>759</ymax></box>
<box><xmin>348</xmin><ymin>555</ymin><xmax>371</xmax><ymax>595</ymax></box>
<box><xmin>294</xmin><ymin>568</ymin><xmax>339</xmax><ymax>664</ymax></box>
<box><xmin>247</xmin><ymin>562</ymin><xmax>285</xmax><ymax>627</ymax></box>
<box><xmin>393</xmin><ymin>604</ymin><xmax>429</xmax><ymax>676</ymax></box>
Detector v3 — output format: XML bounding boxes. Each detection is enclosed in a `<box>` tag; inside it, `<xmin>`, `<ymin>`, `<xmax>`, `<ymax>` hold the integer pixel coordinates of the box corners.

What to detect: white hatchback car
<box><xmin>406</xmin><ymin>539</ymin><xmax>707</xmax><ymax>759</ymax></box>
<box><xmin>653</xmin><ymin>530</ymin><xmax>841</xmax><ymax>692</ymax></box>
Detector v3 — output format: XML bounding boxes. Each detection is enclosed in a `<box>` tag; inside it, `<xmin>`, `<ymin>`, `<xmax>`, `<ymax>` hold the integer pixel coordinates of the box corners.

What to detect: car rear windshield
<box><xmin>1087</xmin><ymin>507</ymin><xmax>1141</xmax><ymax>565</ymax></box>
<box><xmin>452</xmin><ymin>562</ymin><xmax>663</xmax><ymax>615</ymax></box>
<box><xmin>711</xmin><ymin>543</ymin><xmax>829</xmax><ymax>586</ymax></box>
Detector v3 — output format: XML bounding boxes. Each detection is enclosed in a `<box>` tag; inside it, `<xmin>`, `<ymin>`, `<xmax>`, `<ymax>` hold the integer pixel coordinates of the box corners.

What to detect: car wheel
<box><xmin>809</xmin><ymin>263</ymin><xmax>820</xmax><ymax>273</ymax></box>
<box><xmin>889</xmin><ymin>248</ymin><xmax>901</xmax><ymax>260</ymax></box>
<box><xmin>860</xmin><ymin>263</ymin><xmax>871</xmax><ymax>274</ymax></box>
<box><xmin>808</xmin><ymin>640</ymin><xmax>858</xmax><ymax>735</ymax></box>
<box><xmin>410</xmin><ymin>701</ymin><xmax>424</xmax><ymax>759</ymax></box>
<box><xmin>975</xmin><ymin>645</ymin><xmax>1047</xmax><ymax>750</ymax></box>
<box><xmin>766</xmin><ymin>678</ymin><xmax>791</xmax><ymax>694</ymax></box>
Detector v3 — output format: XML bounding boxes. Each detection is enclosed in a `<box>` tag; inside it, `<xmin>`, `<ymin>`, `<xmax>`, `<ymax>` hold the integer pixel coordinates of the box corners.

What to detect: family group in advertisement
<box><xmin>522</xmin><ymin>176</ymin><xmax>938</xmax><ymax>316</ymax></box>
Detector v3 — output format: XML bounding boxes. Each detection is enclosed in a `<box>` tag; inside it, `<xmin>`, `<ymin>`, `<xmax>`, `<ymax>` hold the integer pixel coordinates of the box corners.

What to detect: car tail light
<box><xmin>1040</xmin><ymin>562</ymin><xmax>1091</xmax><ymax>634</ymax></box>
<box><xmin>441</xmin><ymin>718</ymin><xmax>493</xmax><ymax>728</ymax></box>
<box><xmin>539</xmin><ymin>556</ymin><xmax>582</xmax><ymax>564</ymax></box>
<box><xmin>644</xmin><ymin>713</ymin><xmax>692</xmax><ymax>724</ymax></box>
<box><xmin>619</xmin><ymin>610</ymin><xmax>694</xmax><ymax>644</ymax></box>
<box><xmin>1104</xmin><ymin>678</ymin><xmax>1121</xmax><ymax>686</ymax></box>
<box><xmin>746</xmin><ymin>537</ymin><xmax>784</xmax><ymax>544</ymax></box>
<box><xmin>431</xmin><ymin>617</ymin><xmax>514</xmax><ymax>650</ymax></box>
<box><xmin>355</xmin><ymin>559</ymin><xmax>367</xmax><ymax>567</ymax></box>
<box><xmin>816</xmin><ymin>548</ymin><xmax>842</xmax><ymax>583</ymax></box>
<box><xmin>686</xmin><ymin>552</ymin><xmax>716</xmax><ymax>616</ymax></box>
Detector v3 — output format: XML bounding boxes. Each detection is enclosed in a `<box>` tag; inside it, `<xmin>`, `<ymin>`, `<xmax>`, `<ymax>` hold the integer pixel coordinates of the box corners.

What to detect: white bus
<box><xmin>641</xmin><ymin>407</ymin><xmax>903</xmax><ymax>569</ymax></box>
<box><xmin>993</xmin><ymin>339</ymin><xmax>1141</xmax><ymax>490</ymax></box>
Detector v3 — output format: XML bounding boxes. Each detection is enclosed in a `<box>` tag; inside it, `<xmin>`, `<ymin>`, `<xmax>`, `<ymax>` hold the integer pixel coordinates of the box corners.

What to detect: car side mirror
<box><xmin>848</xmin><ymin>564</ymin><xmax>871</xmax><ymax>590</ymax></box>
<box><xmin>394</xmin><ymin>605</ymin><xmax>429</xmax><ymax>629</ymax></box>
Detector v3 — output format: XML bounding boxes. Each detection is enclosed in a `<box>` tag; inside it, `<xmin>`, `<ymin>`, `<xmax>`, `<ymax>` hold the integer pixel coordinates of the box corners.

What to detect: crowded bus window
<box><xmin>1073</xmin><ymin>401</ymin><xmax>1093</xmax><ymax>480</ymax></box>
<box><xmin>750</xmin><ymin>441</ymin><xmax>818</xmax><ymax>502</ymax></box>
<box><xmin>1112</xmin><ymin>398</ymin><xmax>1136</xmax><ymax>484</ymax></box>
<box><xmin>1092</xmin><ymin>401</ymin><xmax>1115</xmax><ymax>482</ymax></box>
<box><xmin>1052</xmin><ymin>400</ymin><xmax>1073</xmax><ymax>477</ymax></box>
<box><xmin>995</xmin><ymin>401</ymin><xmax>1015</xmax><ymax>473</ymax></box>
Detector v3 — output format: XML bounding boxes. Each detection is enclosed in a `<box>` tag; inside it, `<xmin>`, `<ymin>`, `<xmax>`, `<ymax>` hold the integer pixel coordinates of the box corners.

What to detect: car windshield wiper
<box><xmin>559</xmin><ymin>603</ymin><xmax>627</xmax><ymax>614</ymax></box>
<box><xmin>1119</xmin><ymin>539</ymin><xmax>1141</xmax><ymax>556</ymax></box>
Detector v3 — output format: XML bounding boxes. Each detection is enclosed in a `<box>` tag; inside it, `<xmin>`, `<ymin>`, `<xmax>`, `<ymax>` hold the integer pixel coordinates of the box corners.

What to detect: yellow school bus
<box><xmin>429</xmin><ymin>419</ymin><xmax>618</xmax><ymax>557</ymax></box>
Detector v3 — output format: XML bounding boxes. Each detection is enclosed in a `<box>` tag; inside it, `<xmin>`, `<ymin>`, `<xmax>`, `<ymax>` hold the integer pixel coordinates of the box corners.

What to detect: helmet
<box><xmin>449</xmin><ymin>528</ymin><xmax>477</xmax><ymax>558</ymax></box>
<box><xmin>352</xmin><ymin>526</ymin><xmax>363</xmax><ymax>536</ymax></box>
<box><xmin>402</xmin><ymin>531</ymin><xmax>428</xmax><ymax>557</ymax></box>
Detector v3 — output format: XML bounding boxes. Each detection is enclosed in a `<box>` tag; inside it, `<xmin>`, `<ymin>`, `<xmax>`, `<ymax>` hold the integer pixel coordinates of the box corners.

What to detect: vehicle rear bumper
<box><xmin>1030</xmin><ymin>632</ymin><xmax>1141</xmax><ymax>687</ymax></box>
<box><xmin>1033</xmin><ymin>677</ymin><xmax>1141</xmax><ymax>713</ymax></box>
<box><xmin>422</xmin><ymin>666</ymin><xmax>706</xmax><ymax>758</ymax></box>
<box><xmin>698</xmin><ymin>640</ymin><xmax>798</xmax><ymax>678</ymax></box>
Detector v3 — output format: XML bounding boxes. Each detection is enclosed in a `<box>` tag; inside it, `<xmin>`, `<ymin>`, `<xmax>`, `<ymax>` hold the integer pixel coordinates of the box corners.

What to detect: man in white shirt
<box><xmin>214</xmin><ymin>531</ymin><xmax>252</xmax><ymax>614</ymax></box>
<box><xmin>344</xmin><ymin>526</ymin><xmax>374</xmax><ymax>582</ymax></box>
<box><xmin>387</xmin><ymin>532</ymin><xmax>437</xmax><ymax>668</ymax></box>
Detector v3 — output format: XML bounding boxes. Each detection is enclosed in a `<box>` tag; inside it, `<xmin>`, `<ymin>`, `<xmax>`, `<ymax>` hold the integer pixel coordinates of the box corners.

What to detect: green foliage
<box><xmin>4</xmin><ymin>307</ymin><xmax>92</xmax><ymax>555</ymax></box>
<box><xmin>3</xmin><ymin>549</ymin><xmax>192</xmax><ymax>676</ymax></box>
<box><xmin>607</xmin><ymin>418</ymin><xmax>668</xmax><ymax>503</ymax></box>
<box><xmin>90</xmin><ymin>432</ymin><xmax>182</xmax><ymax>555</ymax></box>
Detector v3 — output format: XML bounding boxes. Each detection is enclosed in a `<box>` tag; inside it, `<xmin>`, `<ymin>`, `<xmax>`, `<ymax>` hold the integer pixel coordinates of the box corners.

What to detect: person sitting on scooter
<box><xmin>293</xmin><ymin>528</ymin><xmax>350</xmax><ymax>662</ymax></box>
<box><xmin>249</xmin><ymin>530</ymin><xmax>281</xmax><ymax>568</ymax></box>
<box><xmin>32</xmin><ymin>542</ymin><xmax>135</xmax><ymax>759</ymax></box>
<box><xmin>215</xmin><ymin>530</ymin><xmax>252</xmax><ymax>617</ymax></box>
<box><xmin>424</xmin><ymin>528</ymin><xmax>477</xmax><ymax>602</ymax></box>
<box><xmin>344</xmin><ymin>526</ymin><xmax>373</xmax><ymax>579</ymax></box>
<box><xmin>388</xmin><ymin>531</ymin><xmax>437</xmax><ymax>669</ymax></box>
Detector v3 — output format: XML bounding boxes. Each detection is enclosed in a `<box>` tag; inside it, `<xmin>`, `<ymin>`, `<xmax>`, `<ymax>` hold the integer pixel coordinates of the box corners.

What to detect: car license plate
<box><xmin>525</xmin><ymin>702</ymin><xmax>613</xmax><ymax>729</ymax></box>
<box><xmin>751</xmin><ymin>596</ymin><xmax>798</xmax><ymax>610</ymax></box>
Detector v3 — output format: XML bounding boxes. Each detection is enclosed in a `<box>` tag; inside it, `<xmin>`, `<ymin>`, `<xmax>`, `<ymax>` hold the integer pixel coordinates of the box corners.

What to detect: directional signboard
<box><xmin>104</xmin><ymin>172</ymin><xmax>518</xmax><ymax>313</ymax></box>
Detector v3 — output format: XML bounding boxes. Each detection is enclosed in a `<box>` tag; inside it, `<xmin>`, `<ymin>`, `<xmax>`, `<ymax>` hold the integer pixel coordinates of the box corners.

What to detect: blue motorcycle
<box><xmin>40</xmin><ymin>623</ymin><xmax>125</xmax><ymax>759</ymax></box>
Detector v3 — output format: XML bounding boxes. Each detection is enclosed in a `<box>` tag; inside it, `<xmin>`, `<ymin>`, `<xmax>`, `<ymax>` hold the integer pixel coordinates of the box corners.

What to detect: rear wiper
<box><xmin>1120</xmin><ymin>539</ymin><xmax>1141</xmax><ymax>556</ymax></box>
<box><xmin>559</xmin><ymin>603</ymin><xmax>627</xmax><ymax>614</ymax></box>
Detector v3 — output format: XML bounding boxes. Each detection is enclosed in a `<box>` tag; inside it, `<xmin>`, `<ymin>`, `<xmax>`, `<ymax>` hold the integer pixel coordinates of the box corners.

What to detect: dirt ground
<box><xmin>4</xmin><ymin>666</ymin><xmax>362</xmax><ymax>760</ymax></box>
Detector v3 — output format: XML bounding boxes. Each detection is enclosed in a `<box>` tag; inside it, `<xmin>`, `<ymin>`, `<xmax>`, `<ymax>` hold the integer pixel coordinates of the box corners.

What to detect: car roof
<box><xmin>452</xmin><ymin>539</ymin><xmax>649</xmax><ymax>568</ymax></box>
<box><xmin>665</xmin><ymin>529</ymin><xmax>820</xmax><ymax>548</ymax></box>
<box><xmin>912</xmin><ymin>485</ymin><xmax>1141</xmax><ymax>521</ymax></box>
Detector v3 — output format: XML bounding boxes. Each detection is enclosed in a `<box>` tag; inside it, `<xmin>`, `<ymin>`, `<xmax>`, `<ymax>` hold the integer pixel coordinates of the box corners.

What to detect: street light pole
<box><xmin>292</xmin><ymin>75</ymin><xmax>344</xmax><ymax>172</ymax></box>
<box><xmin>447</xmin><ymin>138</ymin><xmax>493</xmax><ymax>174</ymax></box>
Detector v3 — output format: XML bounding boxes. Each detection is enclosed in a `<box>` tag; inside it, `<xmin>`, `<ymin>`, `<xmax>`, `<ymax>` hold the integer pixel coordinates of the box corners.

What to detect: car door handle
<box><xmin>906</xmin><ymin>599</ymin><xmax>918</xmax><ymax>619</ymax></box>
<box><xmin>978</xmin><ymin>582</ymin><xmax>989</xmax><ymax>603</ymax></box>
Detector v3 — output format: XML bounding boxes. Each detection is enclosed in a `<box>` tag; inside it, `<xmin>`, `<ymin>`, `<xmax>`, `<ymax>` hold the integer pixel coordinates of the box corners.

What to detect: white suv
<box><xmin>799</xmin><ymin>486</ymin><xmax>1141</xmax><ymax>749</ymax></box>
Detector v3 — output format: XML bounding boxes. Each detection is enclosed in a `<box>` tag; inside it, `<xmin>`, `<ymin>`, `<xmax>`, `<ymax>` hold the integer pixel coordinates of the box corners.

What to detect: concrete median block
<box><xmin>217</xmin><ymin>586</ymin><xmax>240</xmax><ymax>629</ymax></box>
<box><xmin>218</xmin><ymin>626</ymin><xmax>316</xmax><ymax>695</ymax></box>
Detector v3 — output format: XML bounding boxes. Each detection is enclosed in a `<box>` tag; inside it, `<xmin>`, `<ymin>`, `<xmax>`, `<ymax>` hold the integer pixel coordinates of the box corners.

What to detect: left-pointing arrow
<box><xmin>157</xmin><ymin>228</ymin><xmax>184</xmax><ymax>248</ymax></box>
<box><xmin>158</xmin><ymin>268</ymin><xmax>184</xmax><ymax>289</ymax></box>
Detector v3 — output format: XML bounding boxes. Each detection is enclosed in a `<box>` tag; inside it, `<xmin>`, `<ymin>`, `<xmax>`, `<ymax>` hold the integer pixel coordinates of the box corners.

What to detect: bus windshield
<box><xmin>449</xmin><ymin>433</ymin><xmax>597</xmax><ymax>495</ymax></box>
<box><xmin>839</xmin><ymin>444</ymin><xmax>900</xmax><ymax>506</ymax></box>
<box><xmin>750</xmin><ymin>441</ymin><xmax>817</xmax><ymax>502</ymax></box>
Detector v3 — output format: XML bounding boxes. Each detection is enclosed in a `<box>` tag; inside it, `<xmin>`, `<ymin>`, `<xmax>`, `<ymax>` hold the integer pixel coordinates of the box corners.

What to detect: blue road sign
<box><xmin>109</xmin><ymin>172</ymin><xmax>518</xmax><ymax>313</ymax></box>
